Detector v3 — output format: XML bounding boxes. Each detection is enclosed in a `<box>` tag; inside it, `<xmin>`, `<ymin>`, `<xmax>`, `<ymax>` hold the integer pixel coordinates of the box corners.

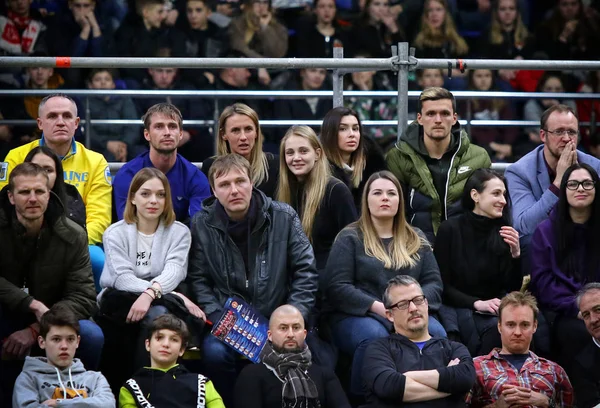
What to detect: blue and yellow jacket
<box><xmin>0</xmin><ymin>136</ymin><xmax>112</xmax><ymax>244</ymax></box>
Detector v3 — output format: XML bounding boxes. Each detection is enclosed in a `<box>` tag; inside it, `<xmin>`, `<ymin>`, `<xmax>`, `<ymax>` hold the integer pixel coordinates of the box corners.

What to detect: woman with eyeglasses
<box><xmin>323</xmin><ymin>171</ymin><xmax>444</xmax><ymax>398</ymax></box>
<box><xmin>530</xmin><ymin>163</ymin><xmax>600</xmax><ymax>370</ymax></box>
<box><xmin>434</xmin><ymin>169</ymin><xmax>522</xmax><ymax>356</ymax></box>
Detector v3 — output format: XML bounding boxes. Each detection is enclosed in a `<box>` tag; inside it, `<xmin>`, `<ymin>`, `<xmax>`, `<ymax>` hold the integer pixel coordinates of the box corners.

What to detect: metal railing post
<box><xmin>213</xmin><ymin>96</ymin><xmax>219</xmax><ymax>154</ymax></box>
<box><xmin>85</xmin><ymin>96</ymin><xmax>91</xmax><ymax>149</ymax></box>
<box><xmin>396</xmin><ymin>42</ymin><xmax>410</xmax><ymax>143</ymax></box>
<box><xmin>466</xmin><ymin>99</ymin><xmax>472</xmax><ymax>137</ymax></box>
<box><xmin>332</xmin><ymin>46</ymin><xmax>344</xmax><ymax>108</ymax></box>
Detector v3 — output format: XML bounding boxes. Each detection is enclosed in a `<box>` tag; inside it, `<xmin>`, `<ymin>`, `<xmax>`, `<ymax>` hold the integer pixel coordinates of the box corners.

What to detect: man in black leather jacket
<box><xmin>187</xmin><ymin>153</ymin><xmax>318</xmax><ymax>406</ymax></box>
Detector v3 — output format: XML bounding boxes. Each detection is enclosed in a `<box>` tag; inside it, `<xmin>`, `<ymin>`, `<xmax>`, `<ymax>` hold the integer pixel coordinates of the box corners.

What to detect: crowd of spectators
<box><xmin>2</xmin><ymin>0</ymin><xmax>600</xmax><ymax>163</ymax></box>
<box><xmin>1</xmin><ymin>0</ymin><xmax>600</xmax><ymax>406</ymax></box>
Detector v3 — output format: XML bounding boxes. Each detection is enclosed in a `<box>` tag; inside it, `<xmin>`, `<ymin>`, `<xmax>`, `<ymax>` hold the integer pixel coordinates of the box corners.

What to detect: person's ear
<box><xmin>385</xmin><ymin>309</ymin><xmax>394</xmax><ymax>323</ymax></box>
<box><xmin>470</xmin><ymin>189</ymin><xmax>479</xmax><ymax>204</ymax></box>
<box><xmin>178</xmin><ymin>346</ymin><xmax>186</xmax><ymax>357</ymax></box>
<box><xmin>38</xmin><ymin>335</ymin><xmax>46</xmax><ymax>350</ymax></box>
<box><xmin>267</xmin><ymin>329</ymin><xmax>272</xmax><ymax>343</ymax></box>
<box><xmin>7</xmin><ymin>191</ymin><xmax>14</xmax><ymax>206</ymax></box>
<box><xmin>75</xmin><ymin>335</ymin><xmax>80</xmax><ymax>350</ymax></box>
<box><xmin>315</xmin><ymin>147</ymin><xmax>322</xmax><ymax>160</ymax></box>
<box><xmin>145</xmin><ymin>339</ymin><xmax>151</xmax><ymax>352</ymax></box>
<box><xmin>37</xmin><ymin>117</ymin><xmax>44</xmax><ymax>131</ymax></box>
<box><xmin>417</xmin><ymin>112</ymin><xmax>423</xmax><ymax>126</ymax></box>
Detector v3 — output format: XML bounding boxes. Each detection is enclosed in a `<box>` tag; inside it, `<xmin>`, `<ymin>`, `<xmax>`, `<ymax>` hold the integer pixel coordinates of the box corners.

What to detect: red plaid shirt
<box><xmin>465</xmin><ymin>349</ymin><xmax>574</xmax><ymax>407</ymax></box>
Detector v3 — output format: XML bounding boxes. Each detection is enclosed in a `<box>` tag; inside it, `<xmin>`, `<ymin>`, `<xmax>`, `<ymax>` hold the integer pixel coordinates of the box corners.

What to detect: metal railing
<box><xmin>1</xmin><ymin>89</ymin><xmax>598</xmax><ymax>148</ymax></box>
<box><xmin>3</xmin><ymin>43</ymin><xmax>600</xmax><ymax>143</ymax></box>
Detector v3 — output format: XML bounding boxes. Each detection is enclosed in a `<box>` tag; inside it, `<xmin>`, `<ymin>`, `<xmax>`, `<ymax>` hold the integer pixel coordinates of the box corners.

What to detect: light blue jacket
<box><xmin>505</xmin><ymin>145</ymin><xmax>600</xmax><ymax>246</ymax></box>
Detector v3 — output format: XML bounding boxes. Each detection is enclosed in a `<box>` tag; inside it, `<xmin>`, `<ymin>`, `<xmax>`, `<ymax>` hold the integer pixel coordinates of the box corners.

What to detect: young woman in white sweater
<box><xmin>98</xmin><ymin>167</ymin><xmax>203</xmax><ymax>370</ymax></box>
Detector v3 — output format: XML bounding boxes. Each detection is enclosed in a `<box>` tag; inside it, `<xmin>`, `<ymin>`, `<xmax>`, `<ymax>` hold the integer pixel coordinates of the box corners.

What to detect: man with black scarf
<box><xmin>234</xmin><ymin>305</ymin><xmax>350</xmax><ymax>408</ymax></box>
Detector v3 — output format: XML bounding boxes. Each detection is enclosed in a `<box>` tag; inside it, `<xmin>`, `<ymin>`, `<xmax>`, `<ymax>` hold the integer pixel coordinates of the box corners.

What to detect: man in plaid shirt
<box><xmin>466</xmin><ymin>292</ymin><xmax>574</xmax><ymax>408</ymax></box>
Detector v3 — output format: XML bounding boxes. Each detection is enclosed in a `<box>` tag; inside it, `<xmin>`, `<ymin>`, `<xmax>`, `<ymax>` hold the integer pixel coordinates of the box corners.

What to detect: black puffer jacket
<box><xmin>0</xmin><ymin>187</ymin><xmax>97</xmax><ymax>320</ymax></box>
<box><xmin>65</xmin><ymin>183</ymin><xmax>87</xmax><ymax>230</ymax></box>
<box><xmin>187</xmin><ymin>189</ymin><xmax>318</xmax><ymax>320</ymax></box>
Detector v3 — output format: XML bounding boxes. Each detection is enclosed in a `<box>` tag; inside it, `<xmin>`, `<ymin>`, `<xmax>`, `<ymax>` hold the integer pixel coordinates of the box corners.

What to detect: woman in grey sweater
<box><xmin>98</xmin><ymin>168</ymin><xmax>202</xmax><ymax>370</ymax></box>
<box><xmin>324</xmin><ymin>171</ymin><xmax>444</xmax><ymax>397</ymax></box>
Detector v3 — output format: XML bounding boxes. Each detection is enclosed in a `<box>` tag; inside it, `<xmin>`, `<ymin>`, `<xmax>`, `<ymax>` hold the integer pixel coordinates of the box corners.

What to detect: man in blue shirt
<box><xmin>113</xmin><ymin>103</ymin><xmax>211</xmax><ymax>223</ymax></box>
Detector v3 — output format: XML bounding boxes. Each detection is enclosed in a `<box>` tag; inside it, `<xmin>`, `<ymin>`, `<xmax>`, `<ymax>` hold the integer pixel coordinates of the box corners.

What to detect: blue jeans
<box><xmin>89</xmin><ymin>245</ymin><xmax>105</xmax><ymax>293</ymax></box>
<box><xmin>135</xmin><ymin>305</ymin><xmax>169</xmax><ymax>368</ymax></box>
<box><xmin>429</xmin><ymin>315</ymin><xmax>447</xmax><ymax>338</ymax></box>
<box><xmin>201</xmin><ymin>334</ymin><xmax>239</xmax><ymax>408</ymax></box>
<box><xmin>77</xmin><ymin>319</ymin><xmax>104</xmax><ymax>370</ymax></box>
<box><xmin>331</xmin><ymin>316</ymin><xmax>390</xmax><ymax>396</ymax></box>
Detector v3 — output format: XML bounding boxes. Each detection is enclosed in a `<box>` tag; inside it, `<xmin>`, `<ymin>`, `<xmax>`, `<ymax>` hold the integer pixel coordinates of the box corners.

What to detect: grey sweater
<box><xmin>324</xmin><ymin>226</ymin><xmax>443</xmax><ymax>318</ymax></box>
<box><xmin>99</xmin><ymin>220</ymin><xmax>191</xmax><ymax>298</ymax></box>
<box><xmin>13</xmin><ymin>357</ymin><xmax>115</xmax><ymax>407</ymax></box>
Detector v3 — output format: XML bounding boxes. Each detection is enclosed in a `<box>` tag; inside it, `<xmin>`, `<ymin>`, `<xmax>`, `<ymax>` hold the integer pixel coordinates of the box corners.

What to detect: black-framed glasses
<box><xmin>543</xmin><ymin>128</ymin><xmax>579</xmax><ymax>138</ymax></box>
<box><xmin>566</xmin><ymin>180</ymin><xmax>596</xmax><ymax>191</ymax></box>
<box><xmin>389</xmin><ymin>295</ymin><xmax>427</xmax><ymax>311</ymax></box>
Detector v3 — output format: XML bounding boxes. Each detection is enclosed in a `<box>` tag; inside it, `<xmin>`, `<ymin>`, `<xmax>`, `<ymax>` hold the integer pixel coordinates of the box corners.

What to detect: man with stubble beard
<box><xmin>234</xmin><ymin>305</ymin><xmax>350</xmax><ymax>408</ymax></box>
<box><xmin>362</xmin><ymin>275</ymin><xmax>476</xmax><ymax>407</ymax></box>
<box><xmin>112</xmin><ymin>103</ymin><xmax>211</xmax><ymax>224</ymax></box>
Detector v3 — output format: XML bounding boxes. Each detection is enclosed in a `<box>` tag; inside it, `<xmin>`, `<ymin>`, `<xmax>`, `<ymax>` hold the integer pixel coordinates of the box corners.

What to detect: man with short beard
<box><xmin>362</xmin><ymin>275</ymin><xmax>475</xmax><ymax>407</ymax></box>
<box><xmin>234</xmin><ymin>305</ymin><xmax>349</xmax><ymax>408</ymax></box>
<box><xmin>113</xmin><ymin>103</ymin><xmax>211</xmax><ymax>223</ymax></box>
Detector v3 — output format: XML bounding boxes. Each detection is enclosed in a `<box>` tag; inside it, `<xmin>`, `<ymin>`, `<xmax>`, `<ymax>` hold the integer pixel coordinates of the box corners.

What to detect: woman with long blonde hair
<box><xmin>324</xmin><ymin>171</ymin><xmax>444</xmax><ymax>397</ymax></box>
<box><xmin>202</xmin><ymin>103</ymin><xmax>279</xmax><ymax>197</ymax></box>
<box><xmin>277</xmin><ymin>125</ymin><xmax>357</xmax><ymax>269</ymax></box>
<box><xmin>413</xmin><ymin>0</ymin><xmax>468</xmax><ymax>58</ymax></box>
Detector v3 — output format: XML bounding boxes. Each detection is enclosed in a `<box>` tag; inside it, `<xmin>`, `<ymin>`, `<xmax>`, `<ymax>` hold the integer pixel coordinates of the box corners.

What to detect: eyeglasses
<box><xmin>543</xmin><ymin>128</ymin><xmax>579</xmax><ymax>138</ymax></box>
<box><xmin>566</xmin><ymin>180</ymin><xmax>596</xmax><ymax>191</ymax></box>
<box><xmin>388</xmin><ymin>295</ymin><xmax>426</xmax><ymax>311</ymax></box>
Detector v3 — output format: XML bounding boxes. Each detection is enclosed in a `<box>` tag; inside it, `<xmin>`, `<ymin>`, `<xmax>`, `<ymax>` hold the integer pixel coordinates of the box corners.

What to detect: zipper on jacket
<box><xmin>443</xmin><ymin>135</ymin><xmax>462</xmax><ymax>220</ymax></box>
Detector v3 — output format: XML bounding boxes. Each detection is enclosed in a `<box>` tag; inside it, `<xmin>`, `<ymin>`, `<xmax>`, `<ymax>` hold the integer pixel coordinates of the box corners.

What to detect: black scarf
<box><xmin>260</xmin><ymin>342</ymin><xmax>321</xmax><ymax>408</ymax></box>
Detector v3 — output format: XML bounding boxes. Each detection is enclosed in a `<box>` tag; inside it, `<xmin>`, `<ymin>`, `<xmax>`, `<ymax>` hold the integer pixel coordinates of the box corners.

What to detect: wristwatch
<box><xmin>548</xmin><ymin>398</ymin><xmax>556</xmax><ymax>408</ymax></box>
<box><xmin>149</xmin><ymin>287</ymin><xmax>162</xmax><ymax>299</ymax></box>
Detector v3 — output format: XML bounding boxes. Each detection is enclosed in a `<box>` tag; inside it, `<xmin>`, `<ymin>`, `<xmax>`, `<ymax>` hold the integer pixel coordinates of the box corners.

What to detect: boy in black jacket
<box><xmin>362</xmin><ymin>275</ymin><xmax>476</xmax><ymax>407</ymax></box>
<box><xmin>119</xmin><ymin>314</ymin><xmax>224</xmax><ymax>408</ymax></box>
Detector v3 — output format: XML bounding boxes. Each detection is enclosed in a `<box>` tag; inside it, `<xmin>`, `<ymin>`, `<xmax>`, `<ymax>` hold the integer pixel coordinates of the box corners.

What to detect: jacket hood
<box><xmin>22</xmin><ymin>356</ymin><xmax>86</xmax><ymax>375</ymax></box>
<box><xmin>17</xmin><ymin>357</ymin><xmax>104</xmax><ymax>402</ymax></box>
<box><xmin>400</xmin><ymin>120</ymin><xmax>464</xmax><ymax>156</ymax></box>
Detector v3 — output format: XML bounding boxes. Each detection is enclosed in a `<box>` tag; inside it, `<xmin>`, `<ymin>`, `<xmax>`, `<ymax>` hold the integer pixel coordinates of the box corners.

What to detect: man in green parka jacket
<box><xmin>387</xmin><ymin>87</ymin><xmax>491</xmax><ymax>245</ymax></box>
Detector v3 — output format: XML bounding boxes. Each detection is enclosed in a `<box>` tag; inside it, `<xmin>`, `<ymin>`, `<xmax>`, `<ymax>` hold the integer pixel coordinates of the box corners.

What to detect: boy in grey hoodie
<box><xmin>12</xmin><ymin>305</ymin><xmax>115</xmax><ymax>407</ymax></box>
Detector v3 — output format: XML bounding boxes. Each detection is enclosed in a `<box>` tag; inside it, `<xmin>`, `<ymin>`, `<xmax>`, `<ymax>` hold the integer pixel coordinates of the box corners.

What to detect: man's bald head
<box><xmin>268</xmin><ymin>305</ymin><xmax>307</xmax><ymax>353</ymax></box>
